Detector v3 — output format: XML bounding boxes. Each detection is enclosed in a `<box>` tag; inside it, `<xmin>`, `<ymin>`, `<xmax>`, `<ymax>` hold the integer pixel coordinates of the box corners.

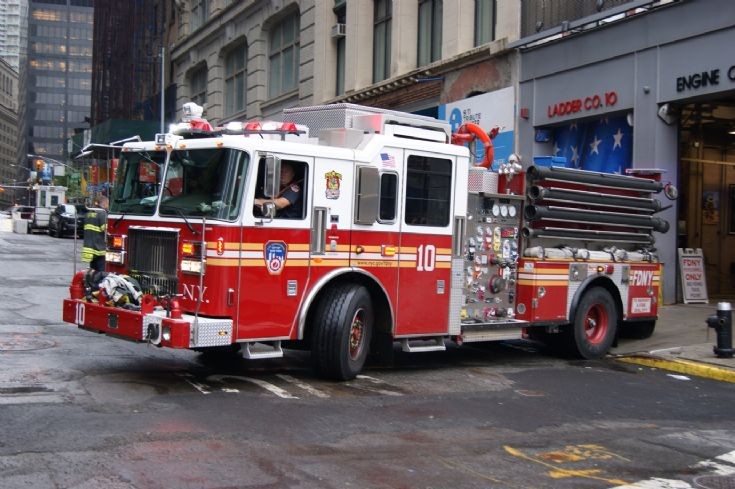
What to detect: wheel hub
<box><xmin>349</xmin><ymin>309</ymin><xmax>365</xmax><ymax>360</ymax></box>
<box><xmin>584</xmin><ymin>304</ymin><xmax>608</xmax><ymax>345</ymax></box>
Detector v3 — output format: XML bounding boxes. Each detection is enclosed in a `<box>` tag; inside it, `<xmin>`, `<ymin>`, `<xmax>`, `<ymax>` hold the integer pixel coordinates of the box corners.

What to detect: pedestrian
<box><xmin>82</xmin><ymin>194</ymin><xmax>108</xmax><ymax>271</ymax></box>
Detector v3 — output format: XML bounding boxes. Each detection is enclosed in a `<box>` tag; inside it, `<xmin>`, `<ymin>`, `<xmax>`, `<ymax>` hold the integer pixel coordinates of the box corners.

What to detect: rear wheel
<box><xmin>566</xmin><ymin>287</ymin><xmax>618</xmax><ymax>359</ymax></box>
<box><xmin>312</xmin><ymin>284</ymin><xmax>373</xmax><ymax>381</ymax></box>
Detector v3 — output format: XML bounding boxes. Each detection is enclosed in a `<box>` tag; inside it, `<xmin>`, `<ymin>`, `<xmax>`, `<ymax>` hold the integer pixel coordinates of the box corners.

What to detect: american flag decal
<box><xmin>380</xmin><ymin>153</ymin><xmax>396</xmax><ymax>168</ymax></box>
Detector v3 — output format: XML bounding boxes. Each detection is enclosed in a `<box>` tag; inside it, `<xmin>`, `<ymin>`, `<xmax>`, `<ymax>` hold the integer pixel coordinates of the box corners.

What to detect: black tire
<box><xmin>48</xmin><ymin>223</ymin><xmax>55</xmax><ymax>237</ymax></box>
<box><xmin>311</xmin><ymin>284</ymin><xmax>373</xmax><ymax>381</ymax></box>
<box><xmin>566</xmin><ymin>286</ymin><xmax>618</xmax><ymax>359</ymax></box>
<box><xmin>620</xmin><ymin>320</ymin><xmax>656</xmax><ymax>339</ymax></box>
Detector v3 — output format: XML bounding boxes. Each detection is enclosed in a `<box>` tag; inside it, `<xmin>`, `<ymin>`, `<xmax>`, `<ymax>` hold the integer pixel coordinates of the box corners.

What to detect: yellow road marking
<box><xmin>616</xmin><ymin>355</ymin><xmax>735</xmax><ymax>383</ymax></box>
<box><xmin>504</xmin><ymin>445</ymin><xmax>628</xmax><ymax>486</ymax></box>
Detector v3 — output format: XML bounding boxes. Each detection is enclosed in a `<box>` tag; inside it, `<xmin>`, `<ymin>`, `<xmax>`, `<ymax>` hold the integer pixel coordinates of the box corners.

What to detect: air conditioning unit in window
<box><xmin>331</xmin><ymin>23</ymin><xmax>346</xmax><ymax>39</ymax></box>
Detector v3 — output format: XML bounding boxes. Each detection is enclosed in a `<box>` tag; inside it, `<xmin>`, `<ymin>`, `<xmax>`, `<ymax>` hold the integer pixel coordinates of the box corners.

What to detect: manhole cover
<box><xmin>695</xmin><ymin>475</ymin><xmax>735</xmax><ymax>489</ymax></box>
<box><xmin>0</xmin><ymin>333</ymin><xmax>56</xmax><ymax>351</ymax></box>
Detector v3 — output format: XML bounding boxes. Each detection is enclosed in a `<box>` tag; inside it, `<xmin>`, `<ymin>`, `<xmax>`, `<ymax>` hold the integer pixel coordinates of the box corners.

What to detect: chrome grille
<box><xmin>128</xmin><ymin>228</ymin><xmax>179</xmax><ymax>296</ymax></box>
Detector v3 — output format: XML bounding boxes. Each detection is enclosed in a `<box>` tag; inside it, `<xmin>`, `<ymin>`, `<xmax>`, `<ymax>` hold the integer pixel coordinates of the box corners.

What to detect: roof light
<box><xmin>224</xmin><ymin>121</ymin><xmax>244</xmax><ymax>133</ymax></box>
<box><xmin>244</xmin><ymin>121</ymin><xmax>262</xmax><ymax>131</ymax></box>
<box><xmin>280</xmin><ymin>122</ymin><xmax>298</xmax><ymax>132</ymax></box>
<box><xmin>169</xmin><ymin>122</ymin><xmax>192</xmax><ymax>135</ymax></box>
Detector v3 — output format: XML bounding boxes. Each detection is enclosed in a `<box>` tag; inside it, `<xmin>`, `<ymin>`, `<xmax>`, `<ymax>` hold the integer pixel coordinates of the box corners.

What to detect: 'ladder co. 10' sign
<box><xmin>677</xmin><ymin>248</ymin><xmax>708</xmax><ymax>304</ymax></box>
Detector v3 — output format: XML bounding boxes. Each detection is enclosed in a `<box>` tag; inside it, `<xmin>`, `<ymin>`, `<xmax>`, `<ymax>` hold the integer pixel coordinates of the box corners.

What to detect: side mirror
<box><xmin>263</xmin><ymin>155</ymin><xmax>281</xmax><ymax>199</ymax></box>
<box><xmin>262</xmin><ymin>201</ymin><xmax>276</xmax><ymax>219</ymax></box>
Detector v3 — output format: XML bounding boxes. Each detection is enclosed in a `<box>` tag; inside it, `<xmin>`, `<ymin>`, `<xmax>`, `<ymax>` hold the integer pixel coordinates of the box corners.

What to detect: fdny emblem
<box><xmin>325</xmin><ymin>171</ymin><xmax>342</xmax><ymax>200</ymax></box>
<box><xmin>264</xmin><ymin>241</ymin><xmax>287</xmax><ymax>275</ymax></box>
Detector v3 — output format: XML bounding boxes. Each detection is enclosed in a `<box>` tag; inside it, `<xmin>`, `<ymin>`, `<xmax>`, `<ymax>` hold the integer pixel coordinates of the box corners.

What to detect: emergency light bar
<box><xmin>222</xmin><ymin>120</ymin><xmax>308</xmax><ymax>139</ymax></box>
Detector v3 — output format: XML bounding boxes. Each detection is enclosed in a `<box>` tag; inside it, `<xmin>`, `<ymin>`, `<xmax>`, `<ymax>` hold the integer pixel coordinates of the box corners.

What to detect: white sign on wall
<box><xmin>677</xmin><ymin>248</ymin><xmax>708</xmax><ymax>304</ymax></box>
<box><xmin>437</xmin><ymin>86</ymin><xmax>515</xmax><ymax>170</ymax></box>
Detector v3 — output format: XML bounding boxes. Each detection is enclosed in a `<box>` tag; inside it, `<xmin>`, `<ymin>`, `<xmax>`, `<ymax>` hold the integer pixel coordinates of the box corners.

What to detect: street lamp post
<box><xmin>9</xmin><ymin>164</ymin><xmax>33</xmax><ymax>205</ymax></box>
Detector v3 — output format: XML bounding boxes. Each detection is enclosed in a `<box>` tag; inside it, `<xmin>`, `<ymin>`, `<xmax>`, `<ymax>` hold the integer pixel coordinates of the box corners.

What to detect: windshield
<box><xmin>110</xmin><ymin>150</ymin><xmax>167</xmax><ymax>215</ymax></box>
<box><xmin>159</xmin><ymin>148</ymin><xmax>248</xmax><ymax>220</ymax></box>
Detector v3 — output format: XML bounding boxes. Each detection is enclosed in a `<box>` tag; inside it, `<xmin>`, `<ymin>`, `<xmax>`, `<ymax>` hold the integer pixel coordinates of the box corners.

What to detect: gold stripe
<box><xmin>517</xmin><ymin>280</ymin><xmax>568</xmax><ymax>286</ymax></box>
<box><xmin>311</xmin><ymin>260</ymin><xmax>350</xmax><ymax>267</ymax></box>
<box><xmin>532</xmin><ymin>268</ymin><xmax>572</xmax><ymax>275</ymax></box>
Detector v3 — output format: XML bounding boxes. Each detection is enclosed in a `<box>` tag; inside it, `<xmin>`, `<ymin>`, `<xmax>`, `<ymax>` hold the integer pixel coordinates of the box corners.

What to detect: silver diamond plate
<box><xmin>283</xmin><ymin>103</ymin><xmax>448</xmax><ymax>136</ymax></box>
<box><xmin>449</xmin><ymin>258</ymin><xmax>465</xmax><ymax>335</ymax></box>
<box><xmin>188</xmin><ymin>315</ymin><xmax>233</xmax><ymax>348</ymax></box>
<box><xmin>142</xmin><ymin>312</ymin><xmax>165</xmax><ymax>340</ymax></box>
<box><xmin>460</xmin><ymin>330</ymin><xmax>523</xmax><ymax>342</ymax></box>
<box><xmin>566</xmin><ymin>263</ymin><xmax>628</xmax><ymax>318</ymax></box>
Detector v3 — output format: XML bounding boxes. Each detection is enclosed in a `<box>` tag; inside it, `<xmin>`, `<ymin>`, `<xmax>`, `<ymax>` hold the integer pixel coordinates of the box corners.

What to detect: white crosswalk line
<box><xmin>346</xmin><ymin>383</ymin><xmax>403</xmax><ymax>396</ymax></box>
<box><xmin>356</xmin><ymin>374</ymin><xmax>385</xmax><ymax>384</ymax></box>
<box><xmin>276</xmin><ymin>374</ymin><xmax>330</xmax><ymax>398</ymax></box>
<box><xmin>612</xmin><ymin>450</ymin><xmax>735</xmax><ymax>488</ymax></box>
<box><xmin>207</xmin><ymin>374</ymin><xmax>298</xmax><ymax>399</ymax></box>
<box><xmin>176</xmin><ymin>373</ymin><xmax>212</xmax><ymax>394</ymax></box>
<box><xmin>0</xmin><ymin>394</ymin><xmax>65</xmax><ymax>405</ymax></box>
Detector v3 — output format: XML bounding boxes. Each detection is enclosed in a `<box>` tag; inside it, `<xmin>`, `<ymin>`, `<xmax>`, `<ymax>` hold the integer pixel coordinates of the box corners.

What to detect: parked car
<box><xmin>48</xmin><ymin>204</ymin><xmax>88</xmax><ymax>238</ymax></box>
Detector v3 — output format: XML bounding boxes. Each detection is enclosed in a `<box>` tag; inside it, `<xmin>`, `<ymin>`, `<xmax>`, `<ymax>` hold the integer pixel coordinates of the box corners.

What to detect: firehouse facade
<box><xmin>517</xmin><ymin>0</ymin><xmax>735</xmax><ymax>303</ymax></box>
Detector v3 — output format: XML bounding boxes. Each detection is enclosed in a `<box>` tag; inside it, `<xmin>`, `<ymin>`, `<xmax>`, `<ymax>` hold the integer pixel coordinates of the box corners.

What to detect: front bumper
<box><xmin>62</xmin><ymin>299</ymin><xmax>233</xmax><ymax>349</ymax></box>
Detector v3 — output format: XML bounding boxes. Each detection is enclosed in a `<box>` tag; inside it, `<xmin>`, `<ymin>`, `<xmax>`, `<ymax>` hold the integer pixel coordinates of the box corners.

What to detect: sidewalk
<box><xmin>612</xmin><ymin>302</ymin><xmax>735</xmax><ymax>382</ymax></box>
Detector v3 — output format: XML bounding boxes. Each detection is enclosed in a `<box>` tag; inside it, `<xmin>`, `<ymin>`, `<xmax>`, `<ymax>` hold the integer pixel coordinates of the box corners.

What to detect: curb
<box><xmin>616</xmin><ymin>355</ymin><xmax>735</xmax><ymax>383</ymax></box>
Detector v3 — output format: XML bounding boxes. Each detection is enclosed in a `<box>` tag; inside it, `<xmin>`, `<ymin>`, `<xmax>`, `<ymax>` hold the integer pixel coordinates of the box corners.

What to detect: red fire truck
<box><xmin>62</xmin><ymin>103</ymin><xmax>672</xmax><ymax>380</ymax></box>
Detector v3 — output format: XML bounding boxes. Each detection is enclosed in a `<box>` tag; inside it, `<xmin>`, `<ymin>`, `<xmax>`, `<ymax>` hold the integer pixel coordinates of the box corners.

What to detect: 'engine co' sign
<box><xmin>547</xmin><ymin>91</ymin><xmax>618</xmax><ymax>118</ymax></box>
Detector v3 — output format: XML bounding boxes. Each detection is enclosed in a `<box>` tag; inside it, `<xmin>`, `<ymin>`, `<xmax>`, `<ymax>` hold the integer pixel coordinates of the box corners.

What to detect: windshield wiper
<box><xmin>160</xmin><ymin>205</ymin><xmax>199</xmax><ymax>235</ymax></box>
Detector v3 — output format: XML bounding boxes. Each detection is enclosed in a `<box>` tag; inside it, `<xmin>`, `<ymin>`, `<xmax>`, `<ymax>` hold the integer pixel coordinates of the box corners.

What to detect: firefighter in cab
<box><xmin>254</xmin><ymin>161</ymin><xmax>302</xmax><ymax>218</ymax></box>
<box><xmin>82</xmin><ymin>194</ymin><xmax>108</xmax><ymax>271</ymax></box>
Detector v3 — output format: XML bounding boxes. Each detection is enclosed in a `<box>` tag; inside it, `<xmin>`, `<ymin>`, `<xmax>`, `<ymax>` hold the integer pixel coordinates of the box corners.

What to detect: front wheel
<box><xmin>567</xmin><ymin>286</ymin><xmax>618</xmax><ymax>359</ymax></box>
<box><xmin>311</xmin><ymin>284</ymin><xmax>373</xmax><ymax>381</ymax></box>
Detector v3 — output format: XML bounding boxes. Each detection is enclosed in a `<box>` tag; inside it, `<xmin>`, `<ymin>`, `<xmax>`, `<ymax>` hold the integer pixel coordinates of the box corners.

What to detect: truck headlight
<box><xmin>106</xmin><ymin>250</ymin><xmax>125</xmax><ymax>264</ymax></box>
<box><xmin>181</xmin><ymin>259</ymin><xmax>205</xmax><ymax>274</ymax></box>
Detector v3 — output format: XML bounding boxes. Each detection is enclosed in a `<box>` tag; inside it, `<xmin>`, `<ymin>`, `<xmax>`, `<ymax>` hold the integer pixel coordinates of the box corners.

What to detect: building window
<box><xmin>475</xmin><ymin>0</ymin><xmax>495</xmax><ymax>46</ymax></box>
<box><xmin>189</xmin><ymin>66</ymin><xmax>207</xmax><ymax>107</ymax></box>
<box><xmin>224</xmin><ymin>44</ymin><xmax>246</xmax><ymax>116</ymax></box>
<box><xmin>191</xmin><ymin>0</ymin><xmax>208</xmax><ymax>31</ymax></box>
<box><xmin>373</xmin><ymin>0</ymin><xmax>391</xmax><ymax>83</ymax></box>
<box><xmin>268</xmin><ymin>12</ymin><xmax>300</xmax><ymax>98</ymax></box>
<box><xmin>418</xmin><ymin>0</ymin><xmax>442</xmax><ymax>66</ymax></box>
<box><xmin>334</xmin><ymin>1</ymin><xmax>346</xmax><ymax>96</ymax></box>
<box><xmin>405</xmin><ymin>155</ymin><xmax>452</xmax><ymax>227</ymax></box>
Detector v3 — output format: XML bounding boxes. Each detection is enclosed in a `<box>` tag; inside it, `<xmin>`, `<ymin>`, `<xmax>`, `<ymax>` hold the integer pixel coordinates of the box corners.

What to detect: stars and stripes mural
<box><xmin>552</xmin><ymin>115</ymin><xmax>633</xmax><ymax>174</ymax></box>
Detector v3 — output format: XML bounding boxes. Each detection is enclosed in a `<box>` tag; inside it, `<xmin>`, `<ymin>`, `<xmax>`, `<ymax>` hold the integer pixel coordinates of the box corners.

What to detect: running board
<box><xmin>242</xmin><ymin>341</ymin><xmax>284</xmax><ymax>359</ymax></box>
<box><xmin>400</xmin><ymin>336</ymin><xmax>446</xmax><ymax>353</ymax></box>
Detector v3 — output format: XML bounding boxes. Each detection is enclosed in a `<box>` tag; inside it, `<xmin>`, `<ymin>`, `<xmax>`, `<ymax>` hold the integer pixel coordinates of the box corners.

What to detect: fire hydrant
<box><xmin>706</xmin><ymin>302</ymin><xmax>734</xmax><ymax>359</ymax></box>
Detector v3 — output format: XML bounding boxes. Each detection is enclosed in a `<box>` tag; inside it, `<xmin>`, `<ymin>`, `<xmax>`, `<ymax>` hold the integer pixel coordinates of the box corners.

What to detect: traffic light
<box><xmin>34</xmin><ymin>159</ymin><xmax>44</xmax><ymax>172</ymax></box>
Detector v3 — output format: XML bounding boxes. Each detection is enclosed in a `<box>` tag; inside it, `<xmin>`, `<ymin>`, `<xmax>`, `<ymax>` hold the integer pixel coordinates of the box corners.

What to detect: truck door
<box><xmin>349</xmin><ymin>150</ymin><xmax>403</xmax><ymax>322</ymax></box>
<box><xmin>395</xmin><ymin>152</ymin><xmax>455</xmax><ymax>336</ymax></box>
<box><xmin>239</xmin><ymin>154</ymin><xmax>313</xmax><ymax>340</ymax></box>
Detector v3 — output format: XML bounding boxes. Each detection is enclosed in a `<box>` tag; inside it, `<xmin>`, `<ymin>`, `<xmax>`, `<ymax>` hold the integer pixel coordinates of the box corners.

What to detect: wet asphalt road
<box><xmin>1</xmin><ymin>228</ymin><xmax>735</xmax><ymax>489</ymax></box>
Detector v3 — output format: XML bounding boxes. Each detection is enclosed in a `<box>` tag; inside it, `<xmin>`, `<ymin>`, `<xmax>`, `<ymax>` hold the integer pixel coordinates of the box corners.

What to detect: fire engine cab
<box><xmin>63</xmin><ymin>103</ymin><xmax>671</xmax><ymax>380</ymax></box>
